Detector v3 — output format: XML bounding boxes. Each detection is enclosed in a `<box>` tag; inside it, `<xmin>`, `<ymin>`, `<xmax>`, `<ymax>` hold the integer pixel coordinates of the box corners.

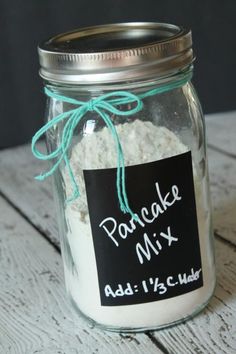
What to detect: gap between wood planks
<box><xmin>0</xmin><ymin>189</ymin><xmax>61</xmax><ymax>254</ymax></box>
<box><xmin>214</xmin><ymin>231</ymin><xmax>236</xmax><ymax>250</ymax></box>
<box><xmin>208</xmin><ymin>144</ymin><xmax>236</xmax><ymax>161</ymax></box>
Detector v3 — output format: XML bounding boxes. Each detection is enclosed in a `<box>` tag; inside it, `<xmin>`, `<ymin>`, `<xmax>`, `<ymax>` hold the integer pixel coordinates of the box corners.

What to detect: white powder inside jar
<box><xmin>64</xmin><ymin>119</ymin><xmax>215</xmax><ymax>329</ymax></box>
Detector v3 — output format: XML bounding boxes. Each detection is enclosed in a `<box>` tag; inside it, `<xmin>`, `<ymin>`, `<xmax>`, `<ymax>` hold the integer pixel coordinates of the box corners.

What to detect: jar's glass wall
<box><xmin>45</xmin><ymin>76</ymin><xmax>215</xmax><ymax>331</ymax></box>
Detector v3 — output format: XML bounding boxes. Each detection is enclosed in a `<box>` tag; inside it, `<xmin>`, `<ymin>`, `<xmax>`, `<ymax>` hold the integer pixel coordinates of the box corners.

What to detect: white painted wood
<box><xmin>206</xmin><ymin>110</ymin><xmax>236</xmax><ymax>156</ymax></box>
<box><xmin>0</xmin><ymin>143</ymin><xmax>59</xmax><ymax>245</ymax></box>
<box><xmin>1</xmin><ymin>196</ymin><xmax>236</xmax><ymax>354</ymax></box>
<box><xmin>0</xmin><ymin>196</ymin><xmax>160</xmax><ymax>354</ymax></box>
<box><xmin>153</xmin><ymin>239</ymin><xmax>236</xmax><ymax>354</ymax></box>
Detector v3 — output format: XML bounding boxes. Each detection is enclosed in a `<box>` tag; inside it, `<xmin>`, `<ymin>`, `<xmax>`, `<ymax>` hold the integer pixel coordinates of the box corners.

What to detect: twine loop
<box><xmin>31</xmin><ymin>72</ymin><xmax>192</xmax><ymax>217</ymax></box>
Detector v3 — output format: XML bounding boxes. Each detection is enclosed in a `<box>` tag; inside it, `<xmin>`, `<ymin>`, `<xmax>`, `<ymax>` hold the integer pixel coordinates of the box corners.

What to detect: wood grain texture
<box><xmin>0</xmin><ymin>143</ymin><xmax>58</xmax><ymax>245</ymax></box>
<box><xmin>152</xmin><ymin>239</ymin><xmax>236</xmax><ymax>354</ymax></box>
<box><xmin>0</xmin><ymin>196</ymin><xmax>161</xmax><ymax>354</ymax></box>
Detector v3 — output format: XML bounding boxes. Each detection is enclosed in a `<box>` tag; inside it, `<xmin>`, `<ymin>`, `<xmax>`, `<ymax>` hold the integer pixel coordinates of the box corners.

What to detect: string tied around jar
<box><xmin>31</xmin><ymin>71</ymin><xmax>192</xmax><ymax>218</ymax></box>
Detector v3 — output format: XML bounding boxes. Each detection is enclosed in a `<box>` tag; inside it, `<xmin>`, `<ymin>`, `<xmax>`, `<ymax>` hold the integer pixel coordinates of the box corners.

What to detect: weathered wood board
<box><xmin>0</xmin><ymin>112</ymin><xmax>235</xmax><ymax>353</ymax></box>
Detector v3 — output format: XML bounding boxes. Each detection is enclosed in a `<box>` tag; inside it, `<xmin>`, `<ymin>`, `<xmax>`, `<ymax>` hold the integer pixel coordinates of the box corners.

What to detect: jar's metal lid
<box><xmin>38</xmin><ymin>22</ymin><xmax>193</xmax><ymax>85</ymax></box>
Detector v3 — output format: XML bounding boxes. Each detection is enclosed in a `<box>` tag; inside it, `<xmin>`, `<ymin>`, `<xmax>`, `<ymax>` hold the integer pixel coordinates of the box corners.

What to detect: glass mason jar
<box><xmin>34</xmin><ymin>23</ymin><xmax>216</xmax><ymax>332</ymax></box>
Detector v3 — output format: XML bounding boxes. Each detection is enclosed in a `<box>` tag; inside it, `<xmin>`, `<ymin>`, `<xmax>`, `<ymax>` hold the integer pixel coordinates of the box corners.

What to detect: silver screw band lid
<box><xmin>38</xmin><ymin>22</ymin><xmax>193</xmax><ymax>85</ymax></box>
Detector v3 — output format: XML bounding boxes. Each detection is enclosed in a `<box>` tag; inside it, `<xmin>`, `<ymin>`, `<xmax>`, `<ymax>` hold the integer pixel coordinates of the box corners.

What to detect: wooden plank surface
<box><xmin>0</xmin><ymin>143</ymin><xmax>59</xmax><ymax>246</ymax></box>
<box><xmin>152</xmin><ymin>237</ymin><xmax>236</xmax><ymax>354</ymax></box>
<box><xmin>0</xmin><ymin>112</ymin><xmax>235</xmax><ymax>353</ymax></box>
<box><xmin>0</xmin><ymin>196</ymin><xmax>161</xmax><ymax>354</ymax></box>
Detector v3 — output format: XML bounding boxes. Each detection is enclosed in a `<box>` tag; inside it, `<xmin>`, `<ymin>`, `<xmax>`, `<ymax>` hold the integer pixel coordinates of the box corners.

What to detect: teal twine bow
<box><xmin>32</xmin><ymin>72</ymin><xmax>192</xmax><ymax>218</ymax></box>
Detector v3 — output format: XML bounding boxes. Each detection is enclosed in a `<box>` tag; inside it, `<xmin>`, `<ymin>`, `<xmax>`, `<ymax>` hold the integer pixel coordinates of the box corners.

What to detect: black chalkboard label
<box><xmin>83</xmin><ymin>151</ymin><xmax>203</xmax><ymax>306</ymax></box>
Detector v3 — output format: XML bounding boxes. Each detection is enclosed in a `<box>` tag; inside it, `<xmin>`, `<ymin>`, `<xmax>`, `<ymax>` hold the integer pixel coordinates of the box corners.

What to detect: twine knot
<box><xmin>87</xmin><ymin>98</ymin><xmax>96</xmax><ymax>112</ymax></box>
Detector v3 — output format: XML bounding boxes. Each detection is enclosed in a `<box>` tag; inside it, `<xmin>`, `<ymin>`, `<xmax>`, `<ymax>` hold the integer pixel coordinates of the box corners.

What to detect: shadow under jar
<box><xmin>34</xmin><ymin>22</ymin><xmax>216</xmax><ymax>332</ymax></box>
